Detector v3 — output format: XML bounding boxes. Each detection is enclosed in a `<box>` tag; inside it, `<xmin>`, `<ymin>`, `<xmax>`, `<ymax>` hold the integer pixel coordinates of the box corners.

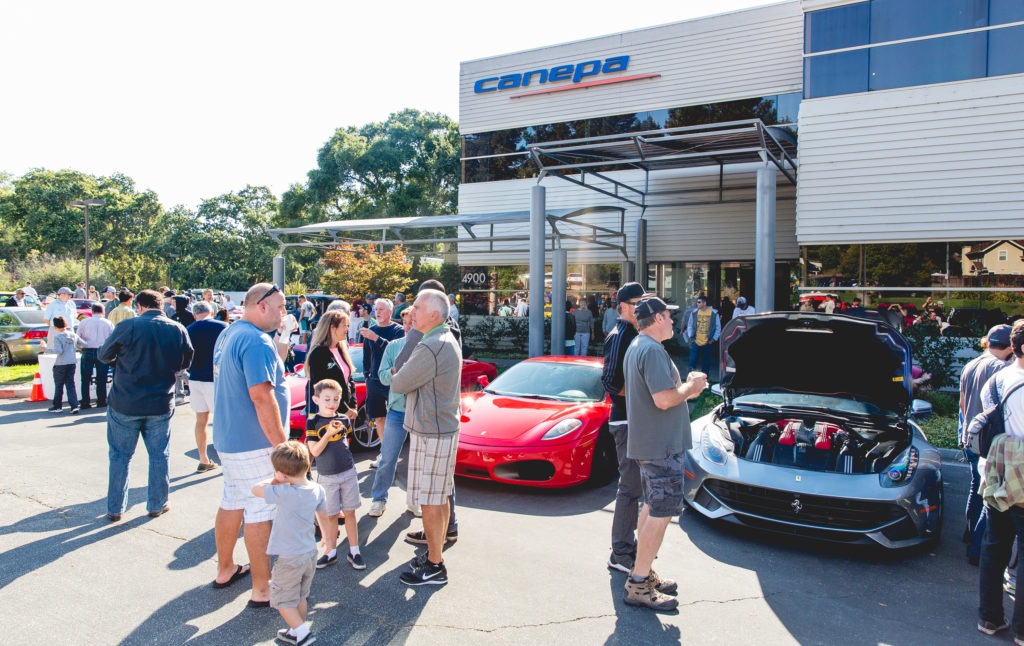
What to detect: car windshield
<box><xmin>347</xmin><ymin>346</ymin><xmax>365</xmax><ymax>382</ymax></box>
<box><xmin>732</xmin><ymin>391</ymin><xmax>896</xmax><ymax>418</ymax></box>
<box><xmin>484</xmin><ymin>361</ymin><xmax>604</xmax><ymax>402</ymax></box>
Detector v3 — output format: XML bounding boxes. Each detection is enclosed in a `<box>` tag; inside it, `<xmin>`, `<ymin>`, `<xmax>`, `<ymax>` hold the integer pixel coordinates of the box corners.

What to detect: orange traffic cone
<box><xmin>27</xmin><ymin>372</ymin><xmax>46</xmax><ymax>402</ymax></box>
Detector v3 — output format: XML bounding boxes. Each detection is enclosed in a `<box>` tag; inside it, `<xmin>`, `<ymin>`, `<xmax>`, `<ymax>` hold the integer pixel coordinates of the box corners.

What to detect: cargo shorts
<box><xmin>637</xmin><ymin>452</ymin><xmax>685</xmax><ymax>518</ymax></box>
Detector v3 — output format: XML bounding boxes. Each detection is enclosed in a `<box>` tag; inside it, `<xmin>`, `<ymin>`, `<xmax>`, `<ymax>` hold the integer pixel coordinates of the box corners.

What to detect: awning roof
<box><xmin>268</xmin><ymin>206</ymin><xmax>628</xmax><ymax>257</ymax></box>
<box><xmin>528</xmin><ymin>119</ymin><xmax>797</xmax><ymax>209</ymax></box>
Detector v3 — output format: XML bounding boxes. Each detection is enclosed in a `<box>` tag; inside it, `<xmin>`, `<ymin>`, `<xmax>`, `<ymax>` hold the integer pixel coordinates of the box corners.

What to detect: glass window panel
<box><xmin>868</xmin><ymin>32</ymin><xmax>987</xmax><ymax>91</ymax></box>
<box><xmin>804</xmin><ymin>2</ymin><xmax>870</xmax><ymax>53</ymax></box>
<box><xmin>990</xmin><ymin>0</ymin><xmax>1024</xmax><ymax>24</ymax></box>
<box><xmin>804</xmin><ymin>49</ymin><xmax>869</xmax><ymax>98</ymax></box>
<box><xmin>870</xmin><ymin>0</ymin><xmax>988</xmax><ymax>43</ymax></box>
<box><xmin>775</xmin><ymin>93</ymin><xmax>802</xmax><ymax>124</ymax></box>
<box><xmin>989</xmin><ymin>25</ymin><xmax>1024</xmax><ymax>76</ymax></box>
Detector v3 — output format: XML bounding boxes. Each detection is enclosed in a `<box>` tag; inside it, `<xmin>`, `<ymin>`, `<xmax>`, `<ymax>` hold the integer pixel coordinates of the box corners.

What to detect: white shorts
<box><xmin>189</xmin><ymin>380</ymin><xmax>215</xmax><ymax>414</ymax></box>
<box><xmin>220</xmin><ymin>447</ymin><xmax>276</xmax><ymax>523</ymax></box>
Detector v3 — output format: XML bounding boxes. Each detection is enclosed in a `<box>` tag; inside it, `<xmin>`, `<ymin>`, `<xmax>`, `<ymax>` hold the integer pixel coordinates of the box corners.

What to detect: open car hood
<box><xmin>719</xmin><ymin>313</ymin><xmax>912</xmax><ymax>417</ymax></box>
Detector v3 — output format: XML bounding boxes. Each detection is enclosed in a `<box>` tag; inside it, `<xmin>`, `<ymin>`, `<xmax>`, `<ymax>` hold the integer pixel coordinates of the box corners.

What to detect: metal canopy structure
<box><xmin>267</xmin><ymin>206</ymin><xmax>628</xmax><ymax>257</ymax></box>
<box><xmin>527</xmin><ymin>119</ymin><xmax>798</xmax><ymax>355</ymax></box>
<box><xmin>528</xmin><ymin>119</ymin><xmax>797</xmax><ymax>209</ymax></box>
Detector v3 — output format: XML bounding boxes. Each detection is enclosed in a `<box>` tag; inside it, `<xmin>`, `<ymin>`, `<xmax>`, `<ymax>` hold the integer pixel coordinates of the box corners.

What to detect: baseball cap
<box><xmin>635</xmin><ymin>297</ymin><xmax>679</xmax><ymax>320</ymax></box>
<box><xmin>104</xmin><ymin>286</ymin><xmax>116</xmax><ymax>294</ymax></box>
<box><xmin>737</xmin><ymin>296</ymin><xmax>747</xmax><ymax>307</ymax></box>
<box><xmin>987</xmin><ymin>324</ymin><xmax>1012</xmax><ymax>348</ymax></box>
<box><xmin>616</xmin><ymin>282</ymin><xmax>646</xmax><ymax>304</ymax></box>
<box><xmin>57</xmin><ymin>286</ymin><xmax>73</xmax><ymax>295</ymax></box>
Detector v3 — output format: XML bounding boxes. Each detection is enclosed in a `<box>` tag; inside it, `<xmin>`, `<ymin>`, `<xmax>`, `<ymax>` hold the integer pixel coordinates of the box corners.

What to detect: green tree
<box><xmin>320</xmin><ymin>244</ymin><xmax>413</xmax><ymax>301</ymax></box>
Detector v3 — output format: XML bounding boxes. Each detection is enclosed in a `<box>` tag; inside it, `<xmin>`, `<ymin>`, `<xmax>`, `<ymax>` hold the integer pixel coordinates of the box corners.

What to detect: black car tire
<box><xmin>586</xmin><ymin>426</ymin><xmax>618</xmax><ymax>487</ymax></box>
<box><xmin>0</xmin><ymin>342</ymin><xmax>10</xmax><ymax>367</ymax></box>
<box><xmin>349</xmin><ymin>406</ymin><xmax>381</xmax><ymax>450</ymax></box>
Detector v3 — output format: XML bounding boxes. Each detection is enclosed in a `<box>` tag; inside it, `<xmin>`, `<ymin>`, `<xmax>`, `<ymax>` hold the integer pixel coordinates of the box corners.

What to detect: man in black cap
<box><xmin>622</xmin><ymin>296</ymin><xmax>707</xmax><ymax>611</ymax></box>
<box><xmin>960</xmin><ymin>323</ymin><xmax>1014</xmax><ymax>564</ymax></box>
<box><xmin>602</xmin><ymin>281</ymin><xmax>646</xmax><ymax>574</ymax></box>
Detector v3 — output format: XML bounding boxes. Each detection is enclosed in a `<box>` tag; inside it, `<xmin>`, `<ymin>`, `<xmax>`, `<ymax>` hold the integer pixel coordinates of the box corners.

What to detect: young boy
<box><xmin>306</xmin><ymin>378</ymin><xmax>365</xmax><ymax>570</ymax></box>
<box><xmin>252</xmin><ymin>441</ymin><xmax>328</xmax><ymax>646</ymax></box>
<box><xmin>46</xmin><ymin>316</ymin><xmax>81</xmax><ymax>414</ymax></box>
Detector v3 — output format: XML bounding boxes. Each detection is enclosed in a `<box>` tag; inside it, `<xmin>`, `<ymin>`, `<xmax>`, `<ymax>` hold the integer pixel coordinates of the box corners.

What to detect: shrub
<box><xmin>920</xmin><ymin>390</ymin><xmax>958</xmax><ymax>417</ymax></box>
<box><xmin>507</xmin><ymin>317</ymin><xmax>530</xmax><ymax>353</ymax></box>
<box><xmin>903</xmin><ymin>325</ymin><xmax>975</xmax><ymax>389</ymax></box>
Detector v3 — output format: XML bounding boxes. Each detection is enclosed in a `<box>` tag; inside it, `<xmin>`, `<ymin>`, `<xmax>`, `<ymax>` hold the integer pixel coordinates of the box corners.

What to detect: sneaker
<box><xmin>979</xmin><ymin>618</ymin><xmax>1010</xmax><ymax>635</ymax></box>
<box><xmin>407</xmin><ymin>505</ymin><xmax>422</xmax><ymax>517</ymax></box>
<box><xmin>368</xmin><ymin>501</ymin><xmax>386</xmax><ymax>517</ymax></box>
<box><xmin>608</xmin><ymin>552</ymin><xmax>635</xmax><ymax>574</ymax></box>
<box><xmin>48</xmin><ymin>407</ymin><xmax>62</xmax><ymax>413</ymax></box>
<box><xmin>294</xmin><ymin>633</ymin><xmax>316</xmax><ymax>646</ymax></box>
<box><xmin>1015</xmin><ymin>636</ymin><xmax>1024</xmax><ymax>646</ymax></box>
<box><xmin>347</xmin><ymin>552</ymin><xmax>366</xmax><ymax>570</ymax></box>
<box><xmin>70</xmin><ymin>407</ymin><xmax>80</xmax><ymax>415</ymax></box>
<box><xmin>405</xmin><ymin>529</ymin><xmax>458</xmax><ymax>546</ymax></box>
<box><xmin>80</xmin><ymin>403</ymin><xmax>93</xmax><ymax>409</ymax></box>
<box><xmin>369</xmin><ymin>459</ymin><xmax>379</xmax><ymax>469</ymax></box>
<box><xmin>316</xmin><ymin>552</ymin><xmax>337</xmax><ymax>569</ymax></box>
<box><xmin>624</xmin><ymin>576</ymin><xmax>679</xmax><ymax>611</ymax></box>
<box><xmin>276</xmin><ymin>628</ymin><xmax>298</xmax><ymax>644</ymax></box>
<box><xmin>175</xmin><ymin>397</ymin><xmax>186</xmax><ymax>406</ymax></box>
<box><xmin>648</xmin><ymin>569</ymin><xmax>678</xmax><ymax>595</ymax></box>
<box><xmin>400</xmin><ymin>559</ymin><xmax>448</xmax><ymax>586</ymax></box>
<box><xmin>408</xmin><ymin>551</ymin><xmax>428</xmax><ymax>570</ymax></box>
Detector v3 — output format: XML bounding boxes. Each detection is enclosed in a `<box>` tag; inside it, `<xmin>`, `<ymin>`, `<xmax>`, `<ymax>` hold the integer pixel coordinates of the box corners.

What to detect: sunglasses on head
<box><xmin>255</xmin><ymin>284</ymin><xmax>279</xmax><ymax>305</ymax></box>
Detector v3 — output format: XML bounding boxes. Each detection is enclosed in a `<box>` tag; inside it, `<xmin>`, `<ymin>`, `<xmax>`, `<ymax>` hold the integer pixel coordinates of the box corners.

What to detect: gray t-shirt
<box><xmin>624</xmin><ymin>333</ymin><xmax>690</xmax><ymax>460</ymax></box>
<box><xmin>960</xmin><ymin>352</ymin><xmax>1010</xmax><ymax>449</ymax></box>
<box><xmin>263</xmin><ymin>482</ymin><xmax>326</xmax><ymax>556</ymax></box>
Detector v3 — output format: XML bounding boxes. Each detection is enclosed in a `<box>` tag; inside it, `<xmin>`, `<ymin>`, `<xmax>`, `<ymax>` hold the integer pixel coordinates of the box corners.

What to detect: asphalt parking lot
<box><xmin>0</xmin><ymin>397</ymin><xmax>1002</xmax><ymax>645</ymax></box>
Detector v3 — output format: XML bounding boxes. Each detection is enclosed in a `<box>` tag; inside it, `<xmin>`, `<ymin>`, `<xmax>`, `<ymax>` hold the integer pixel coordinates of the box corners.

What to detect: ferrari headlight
<box><xmin>700</xmin><ymin>426</ymin><xmax>733</xmax><ymax>466</ymax></box>
<box><xmin>880</xmin><ymin>446</ymin><xmax>919</xmax><ymax>487</ymax></box>
<box><xmin>542</xmin><ymin>419</ymin><xmax>582</xmax><ymax>440</ymax></box>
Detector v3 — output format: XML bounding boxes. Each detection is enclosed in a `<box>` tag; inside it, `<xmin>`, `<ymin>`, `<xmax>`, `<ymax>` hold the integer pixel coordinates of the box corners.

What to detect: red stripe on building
<box><xmin>509</xmin><ymin>73</ymin><xmax>662</xmax><ymax>99</ymax></box>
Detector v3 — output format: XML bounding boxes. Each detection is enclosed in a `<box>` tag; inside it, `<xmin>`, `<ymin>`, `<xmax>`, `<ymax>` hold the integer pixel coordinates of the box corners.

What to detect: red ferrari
<box><xmin>456</xmin><ymin>356</ymin><xmax>615</xmax><ymax>488</ymax></box>
<box><xmin>287</xmin><ymin>343</ymin><xmax>497</xmax><ymax>450</ymax></box>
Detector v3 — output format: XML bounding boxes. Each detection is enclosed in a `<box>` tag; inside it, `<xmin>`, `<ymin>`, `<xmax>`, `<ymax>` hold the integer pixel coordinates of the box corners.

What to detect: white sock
<box><xmin>291</xmin><ymin>623</ymin><xmax>310</xmax><ymax>640</ymax></box>
<box><xmin>349</xmin><ymin>546</ymin><xmax>360</xmax><ymax>556</ymax></box>
<box><xmin>326</xmin><ymin>549</ymin><xmax>337</xmax><ymax>559</ymax></box>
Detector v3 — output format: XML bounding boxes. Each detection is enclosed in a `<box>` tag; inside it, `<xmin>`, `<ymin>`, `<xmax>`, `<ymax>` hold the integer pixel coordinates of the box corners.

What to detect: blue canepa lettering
<box><xmin>474</xmin><ymin>55</ymin><xmax>631</xmax><ymax>93</ymax></box>
<box><xmin>474</xmin><ymin>77</ymin><xmax>499</xmax><ymax>93</ymax></box>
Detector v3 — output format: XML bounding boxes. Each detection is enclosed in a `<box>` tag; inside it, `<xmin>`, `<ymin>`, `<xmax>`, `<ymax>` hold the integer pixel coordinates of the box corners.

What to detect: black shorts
<box><xmin>364</xmin><ymin>380</ymin><xmax>390</xmax><ymax>419</ymax></box>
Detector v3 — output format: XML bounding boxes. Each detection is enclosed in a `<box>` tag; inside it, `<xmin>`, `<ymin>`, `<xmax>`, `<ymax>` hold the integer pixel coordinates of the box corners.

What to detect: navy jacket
<box><xmin>99</xmin><ymin>310</ymin><xmax>194</xmax><ymax>416</ymax></box>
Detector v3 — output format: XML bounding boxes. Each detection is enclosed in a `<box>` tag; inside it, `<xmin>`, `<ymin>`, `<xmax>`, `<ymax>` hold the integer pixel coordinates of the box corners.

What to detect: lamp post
<box><xmin>70</xmin><ymin>199</ymin><xmax>105</xmax><ymax>293</ymax></box>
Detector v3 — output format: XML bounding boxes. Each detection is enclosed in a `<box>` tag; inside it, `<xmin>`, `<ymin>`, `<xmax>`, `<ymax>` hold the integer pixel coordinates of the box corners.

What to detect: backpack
<box><xmin>978</xmin><ymin>378</ymin><xmax>1024</xmax><ymax>457</ymax></box>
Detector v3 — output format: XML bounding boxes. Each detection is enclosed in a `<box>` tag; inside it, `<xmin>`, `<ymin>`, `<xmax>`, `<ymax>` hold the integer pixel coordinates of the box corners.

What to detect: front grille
<box><xmin>704</xmin><ymin>479</ymin><xmax>907</xmax><ymax>531</ymax></box>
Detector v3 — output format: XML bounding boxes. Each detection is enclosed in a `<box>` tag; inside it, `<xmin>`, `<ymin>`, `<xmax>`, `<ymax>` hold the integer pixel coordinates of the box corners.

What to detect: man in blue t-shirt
<box><xmin>186</xmin><ymin>300</ymin><xmax>229</xmax><ymax>472</ymax></box>
<box><xmin>211</xmin><ymin>283</ymin><xmax>289</xmax><ymax>607</ymax></box>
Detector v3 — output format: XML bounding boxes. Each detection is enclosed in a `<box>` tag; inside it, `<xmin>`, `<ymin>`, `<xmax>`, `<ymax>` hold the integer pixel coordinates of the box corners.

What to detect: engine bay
<box><xmin>714</xmin><ymin>410</ymin><xmax>911</xmax><ymax>474</ymax></box>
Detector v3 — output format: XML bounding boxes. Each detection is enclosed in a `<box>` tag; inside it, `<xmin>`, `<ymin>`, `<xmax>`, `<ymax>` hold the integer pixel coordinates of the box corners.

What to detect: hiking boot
<box><xmin>607</xmin><ymin>552</ymin><xmax>635</xmax><ymax>574</ymax></box>
<box><xmin>979</xmin><ymin>618</ymin><xmax>1010</xmax><ymax>635</ymax></box>
<box><xmin>624</xmin><ymin>576</ymin><xmax>679</xmax><ymax>611</ymax></box>
<box><xmin>367</xmin><ymin>501</ymin><xmax>386</xmax><ymax>517</ymax></box>
<box><xmin>400</xmin><ymin>559</ymin><xmax>448</xmax><ymax>586</ymax></box>
<box><xmin>648</xmin><ymin>569</ymin><xmax>678</xmax><ymax>595</ymax></box>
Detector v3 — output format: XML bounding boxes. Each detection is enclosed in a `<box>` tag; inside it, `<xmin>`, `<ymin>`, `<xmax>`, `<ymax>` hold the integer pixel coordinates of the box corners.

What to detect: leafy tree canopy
<box><xmin>320</xmin><ymin>244</ymin><xmax>413</xmax><ymax>302</ymax></box>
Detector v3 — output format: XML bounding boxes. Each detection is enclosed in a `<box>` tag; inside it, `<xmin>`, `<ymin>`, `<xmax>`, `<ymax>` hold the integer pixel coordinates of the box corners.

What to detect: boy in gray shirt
<box><xmin>253</xmin><ymin>441</ymin><xmax>328</xmax><ymax>646</ymax></box>
<box><xmin>46</xmin><ymin>316</ymin><xmax>81</xmax><ymax>414</ymax></box>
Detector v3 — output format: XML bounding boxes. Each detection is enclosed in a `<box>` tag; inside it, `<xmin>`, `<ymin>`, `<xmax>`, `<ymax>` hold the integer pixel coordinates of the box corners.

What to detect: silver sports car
<box><xmin>682</xmin><ymin>312</ymin><xmax>942</xmax><ymax>549</ymax></box>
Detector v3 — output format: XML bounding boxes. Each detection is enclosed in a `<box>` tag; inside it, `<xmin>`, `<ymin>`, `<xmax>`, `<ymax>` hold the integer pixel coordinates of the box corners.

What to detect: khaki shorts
<box><xmin>318</xmin><ymin>468</ymin><xmax>361</xmax><ymax>516</ymax></box>
<box><xmin>270</xmin><ymin>552</ymin><xmax>317</xmax><ymax>609</ymax></box>
<box><xmin>407</xmin><ymin>433</ymin><xmax>458</xmax><ymax>506</ymax></box>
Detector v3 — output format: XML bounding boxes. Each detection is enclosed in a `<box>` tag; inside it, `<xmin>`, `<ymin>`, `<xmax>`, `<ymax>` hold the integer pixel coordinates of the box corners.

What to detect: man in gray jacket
<box><xmin>390</xmin><ymin>288</ymin><xmax>462</xmax><ymax>587</ymax></box>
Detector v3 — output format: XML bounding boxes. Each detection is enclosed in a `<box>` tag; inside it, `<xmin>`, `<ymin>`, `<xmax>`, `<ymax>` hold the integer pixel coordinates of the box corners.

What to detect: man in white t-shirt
<box><xmin>732</xmin><ymin>296</ymin><xmax>756</xmax><ymax>319</ymax></box>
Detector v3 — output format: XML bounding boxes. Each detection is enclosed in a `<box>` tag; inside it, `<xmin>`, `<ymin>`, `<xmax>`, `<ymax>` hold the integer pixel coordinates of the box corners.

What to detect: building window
<box><xmin>999</xmin><ymin>250</ymin><xmax>1009</xmax><ymax>261</ymax></box>
<box><xmin>804</xmin><ymin>0</ymin><xmax>1024</xmax><ymax>99</ymax></box>
<box><xmin>461</xmin><ymin>93</ymin><xmax>801</xmax><ymax>184</ymax></box>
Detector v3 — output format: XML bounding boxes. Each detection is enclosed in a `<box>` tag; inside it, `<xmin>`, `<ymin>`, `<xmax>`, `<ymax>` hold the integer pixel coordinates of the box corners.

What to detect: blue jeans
<box><xmin>689</xmin><ymin>341</ymin><xmax>714</xmax><ymax>375</ymax></box>
<box><xmin>52</xmin><ymin>364</ymin><xmax>79</xmax><ymax>409</ymax></box>
<box><xmin>966</xmin><ymin>447</ymin><xmax>987</xmax><ymax>559</ymax></box>
<box><xmin>574</xmin><ymin>332</ymin><xmax>591</xmax><ymax>356</ymax></box>
<box><xmin>106</xmin><ymin>407</ymin><xmax>174</xmax><ymax>515</ymax></box>
<box><xmin>80</xmin><ymin>348</ymin><xmax>109</xmax><ymax>406</ymax></box>
<box><xmin>979</xmin><ymin>504</ymin><xmax>1024</xmax><ymax>635</ymax></box>
<box><xmin>370</xmin><ymin>410</ymin><xmax>408</xmax><ymax>503</ymax></box>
